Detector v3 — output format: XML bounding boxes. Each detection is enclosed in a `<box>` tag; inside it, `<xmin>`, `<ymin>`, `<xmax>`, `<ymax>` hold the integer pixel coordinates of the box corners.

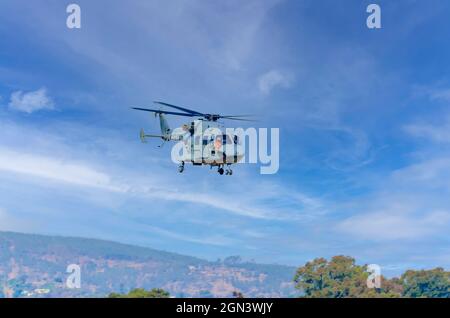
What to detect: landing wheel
<box><xmin>225</xmin><ymin>169</ymin><xmax>233</xmax><ymax>175</ymax></box>
<box><xmin>178</xmin><ymin>162</ymin><xmax>185</xmax><ymax>173</ymax></box>
<box><xmin>218</xmin><ymin>167</ymin><xmax>224</xmax><ymax>175</ymax></box>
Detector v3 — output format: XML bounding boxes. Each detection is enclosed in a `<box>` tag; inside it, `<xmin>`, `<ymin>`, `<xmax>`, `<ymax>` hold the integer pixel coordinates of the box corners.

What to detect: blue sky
<box><xmin>1</xmin><ymin>0</ymin><xmax>450</xmax><ymax>276</ymax></box>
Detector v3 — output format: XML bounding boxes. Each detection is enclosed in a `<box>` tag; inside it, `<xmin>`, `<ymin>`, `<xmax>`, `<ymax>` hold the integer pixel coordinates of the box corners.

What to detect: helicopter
<box><xmin>132</xmin><ymin>101</ymin><xmax>254</xmax><ymax>175</ymax></box>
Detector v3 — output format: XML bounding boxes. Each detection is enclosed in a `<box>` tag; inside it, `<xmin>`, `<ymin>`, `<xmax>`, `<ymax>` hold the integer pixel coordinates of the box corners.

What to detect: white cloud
<box><xmin>336</xmin><ymin>209</ymin><xmax>450</xmax><ymax>241</ymax></box>
<box><xmin>392</xmin><ymin>158</ymin><xmax>450</xmax><ymax>183</ymax></box>
<box><xmin>404</xmin><ymin>120</ymin><xmax>450</xmax><ymax>143</ymax></box>
<box><xmin>203</xmin><ymin>0</ymin><xmax>281</xmax><ymax>71</ymax></box>
<box><xmin>8</xmin><ymin>87</ymin><xmax>54</xmax><ymax>113</ymax></box>
<box><xmin>0</xmin><ymin>145</ymin><xmax>313</xmax><ymax>221</ymax></box>
<box><xmin>139</xmin><ymin>223</ymin><xmax>237</xmax><ymax>247</ymax></box>
<box><xmin>0</xmin><ymin>147</ymin><xmax>122</xmax><ymax>192</ymax></box>
<box><xmin>258</xmin><ymin>70</ymin><xmax>293</xmax><ymax>95</ymax></box>
<box><xmin>429</xmin><ymin>88</ymin><xmax>450</xmax><ymax>102</ymax></box>
<box><xmin>0</xmin><ymin>146</ymin><xmax>267</xmax><ymax>219</ymax></box>
<box><xmin>0</xmin><ymin>119</ymin><xmax>330</xmax><ymax>223</ymax></box>
<box><xmin>335</xmin><ymin>155</ymin><xmax>450</xmax><ymax>242</ymax></box>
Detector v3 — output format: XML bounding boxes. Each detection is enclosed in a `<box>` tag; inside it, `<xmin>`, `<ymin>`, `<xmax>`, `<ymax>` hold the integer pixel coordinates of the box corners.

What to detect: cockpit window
<box><xmin>222</xmin><ymin>135</ymin><xmax>232</xmax><ymax>144</ymax></box>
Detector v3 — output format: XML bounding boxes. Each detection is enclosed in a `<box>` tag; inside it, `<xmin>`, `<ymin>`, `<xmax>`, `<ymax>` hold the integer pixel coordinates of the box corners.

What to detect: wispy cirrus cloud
<box><xmin>0</xmin><ymin>147</ymin><xmax>122</xmax><ymax>192</ymax></box>
<box><xmin>404</xmin><ymin>116</ymin><xmax>450</xmax><ymax>144</ymax></box>
<box><xmin>0</xmin><ymin>117</ymin><xmax>326</xmax><ymax>223</ymax></box>
<box><xmin>429</xmin><ymin>88</ymin><xmax>450</xmax><ymax>102</ymax></box>
<box><xmin>336</xmin><ymin>148</ymin><xmax>450</xmax><ymax>244</ymax></box>
<box><xmin>336</xmin><ymin>208</ymin><xmax>450</xmax><ymax>241</ymax></box>
<box><xmin>413</xmin><ymin>84</ymin><xmax>450</xmax><ymax>102</ymax></box>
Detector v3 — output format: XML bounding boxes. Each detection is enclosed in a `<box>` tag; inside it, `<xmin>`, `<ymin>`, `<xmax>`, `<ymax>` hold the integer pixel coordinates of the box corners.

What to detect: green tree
<box><xmin>232</xmin><ymin>291</ymin><xmax>245</xmax><ymax>298</ymax></box>
<box><xmin>293</xmin><ymin>256</ymin><xmax>400</xmax><ymax>298</ymax></box>
<box><xmin>109</xmin><ymin>288</ymin><xmax>170</xmax><ymax>298</ymax></box>
<box><xmin>401</xmin><ymin>268</ymin><xmax>450</xmax><ymax>298</ymax></box>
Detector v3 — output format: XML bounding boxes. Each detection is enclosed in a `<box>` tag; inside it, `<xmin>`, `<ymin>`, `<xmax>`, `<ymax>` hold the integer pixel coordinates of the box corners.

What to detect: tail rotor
<box><xmin>140</xmin><ymin>128</ymin><xmax>148</xmax><ymax>143</ymax></box>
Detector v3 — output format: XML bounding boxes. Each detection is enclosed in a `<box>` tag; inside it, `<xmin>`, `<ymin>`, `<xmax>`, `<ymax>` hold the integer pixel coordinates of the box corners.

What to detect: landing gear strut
<box><xmin>178</xmin><ymin>161</ymin><xmax>185</xmax><ymax>173</ymax></box>
<box><xmin>225</xmin><ymin>164</ymin><xmax>233</xmax><ymax>175</ymax></box>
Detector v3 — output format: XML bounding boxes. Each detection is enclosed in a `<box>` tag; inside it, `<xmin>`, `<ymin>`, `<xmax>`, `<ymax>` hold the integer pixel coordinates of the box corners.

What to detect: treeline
<box><xmin>108</xmin><ymin>255</ymin><xmax>450</xmax><ymax>298</ymax></box>
<box><xmin>109</xmin><ymin>288</ymin><xmax>170</xmax><ymax>298</ymax></box>
<box><xmin>294</xmin><ymin>255</ymin><xmax>450</xmax><ymax>298</ymax></box>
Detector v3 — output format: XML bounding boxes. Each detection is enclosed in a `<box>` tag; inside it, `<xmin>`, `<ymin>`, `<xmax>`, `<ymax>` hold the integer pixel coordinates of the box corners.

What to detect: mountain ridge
<box><xmin>0</xmin><ymin>231</ymin><xmax>297</xmax><ymax>298</ymax></box>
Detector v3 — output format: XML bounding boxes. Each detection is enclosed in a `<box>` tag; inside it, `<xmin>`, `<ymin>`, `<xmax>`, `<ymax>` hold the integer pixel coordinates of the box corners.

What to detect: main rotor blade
<box><xmin>221</xmin><ymin>115</ymin><xmax>258</xmax><ymax>122</ymax></box>
<box><xmin>221</xmin><ymin>115</ymin><xmax>255</xmax><ymax>118</ymax></box>
<box><xmin>132</xmin><ymin>107</ymin><xmax>196</xmax><ymax>117</ymax></box>
<box><xmin>153</xmin><ymin>101</ymin><xmax>204</xmax><ymax>116</ymax></box>
<box><xmin>223</xmin><ymin>117</ymin><xmax>258</xmax><ymax>122</ymax></box>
